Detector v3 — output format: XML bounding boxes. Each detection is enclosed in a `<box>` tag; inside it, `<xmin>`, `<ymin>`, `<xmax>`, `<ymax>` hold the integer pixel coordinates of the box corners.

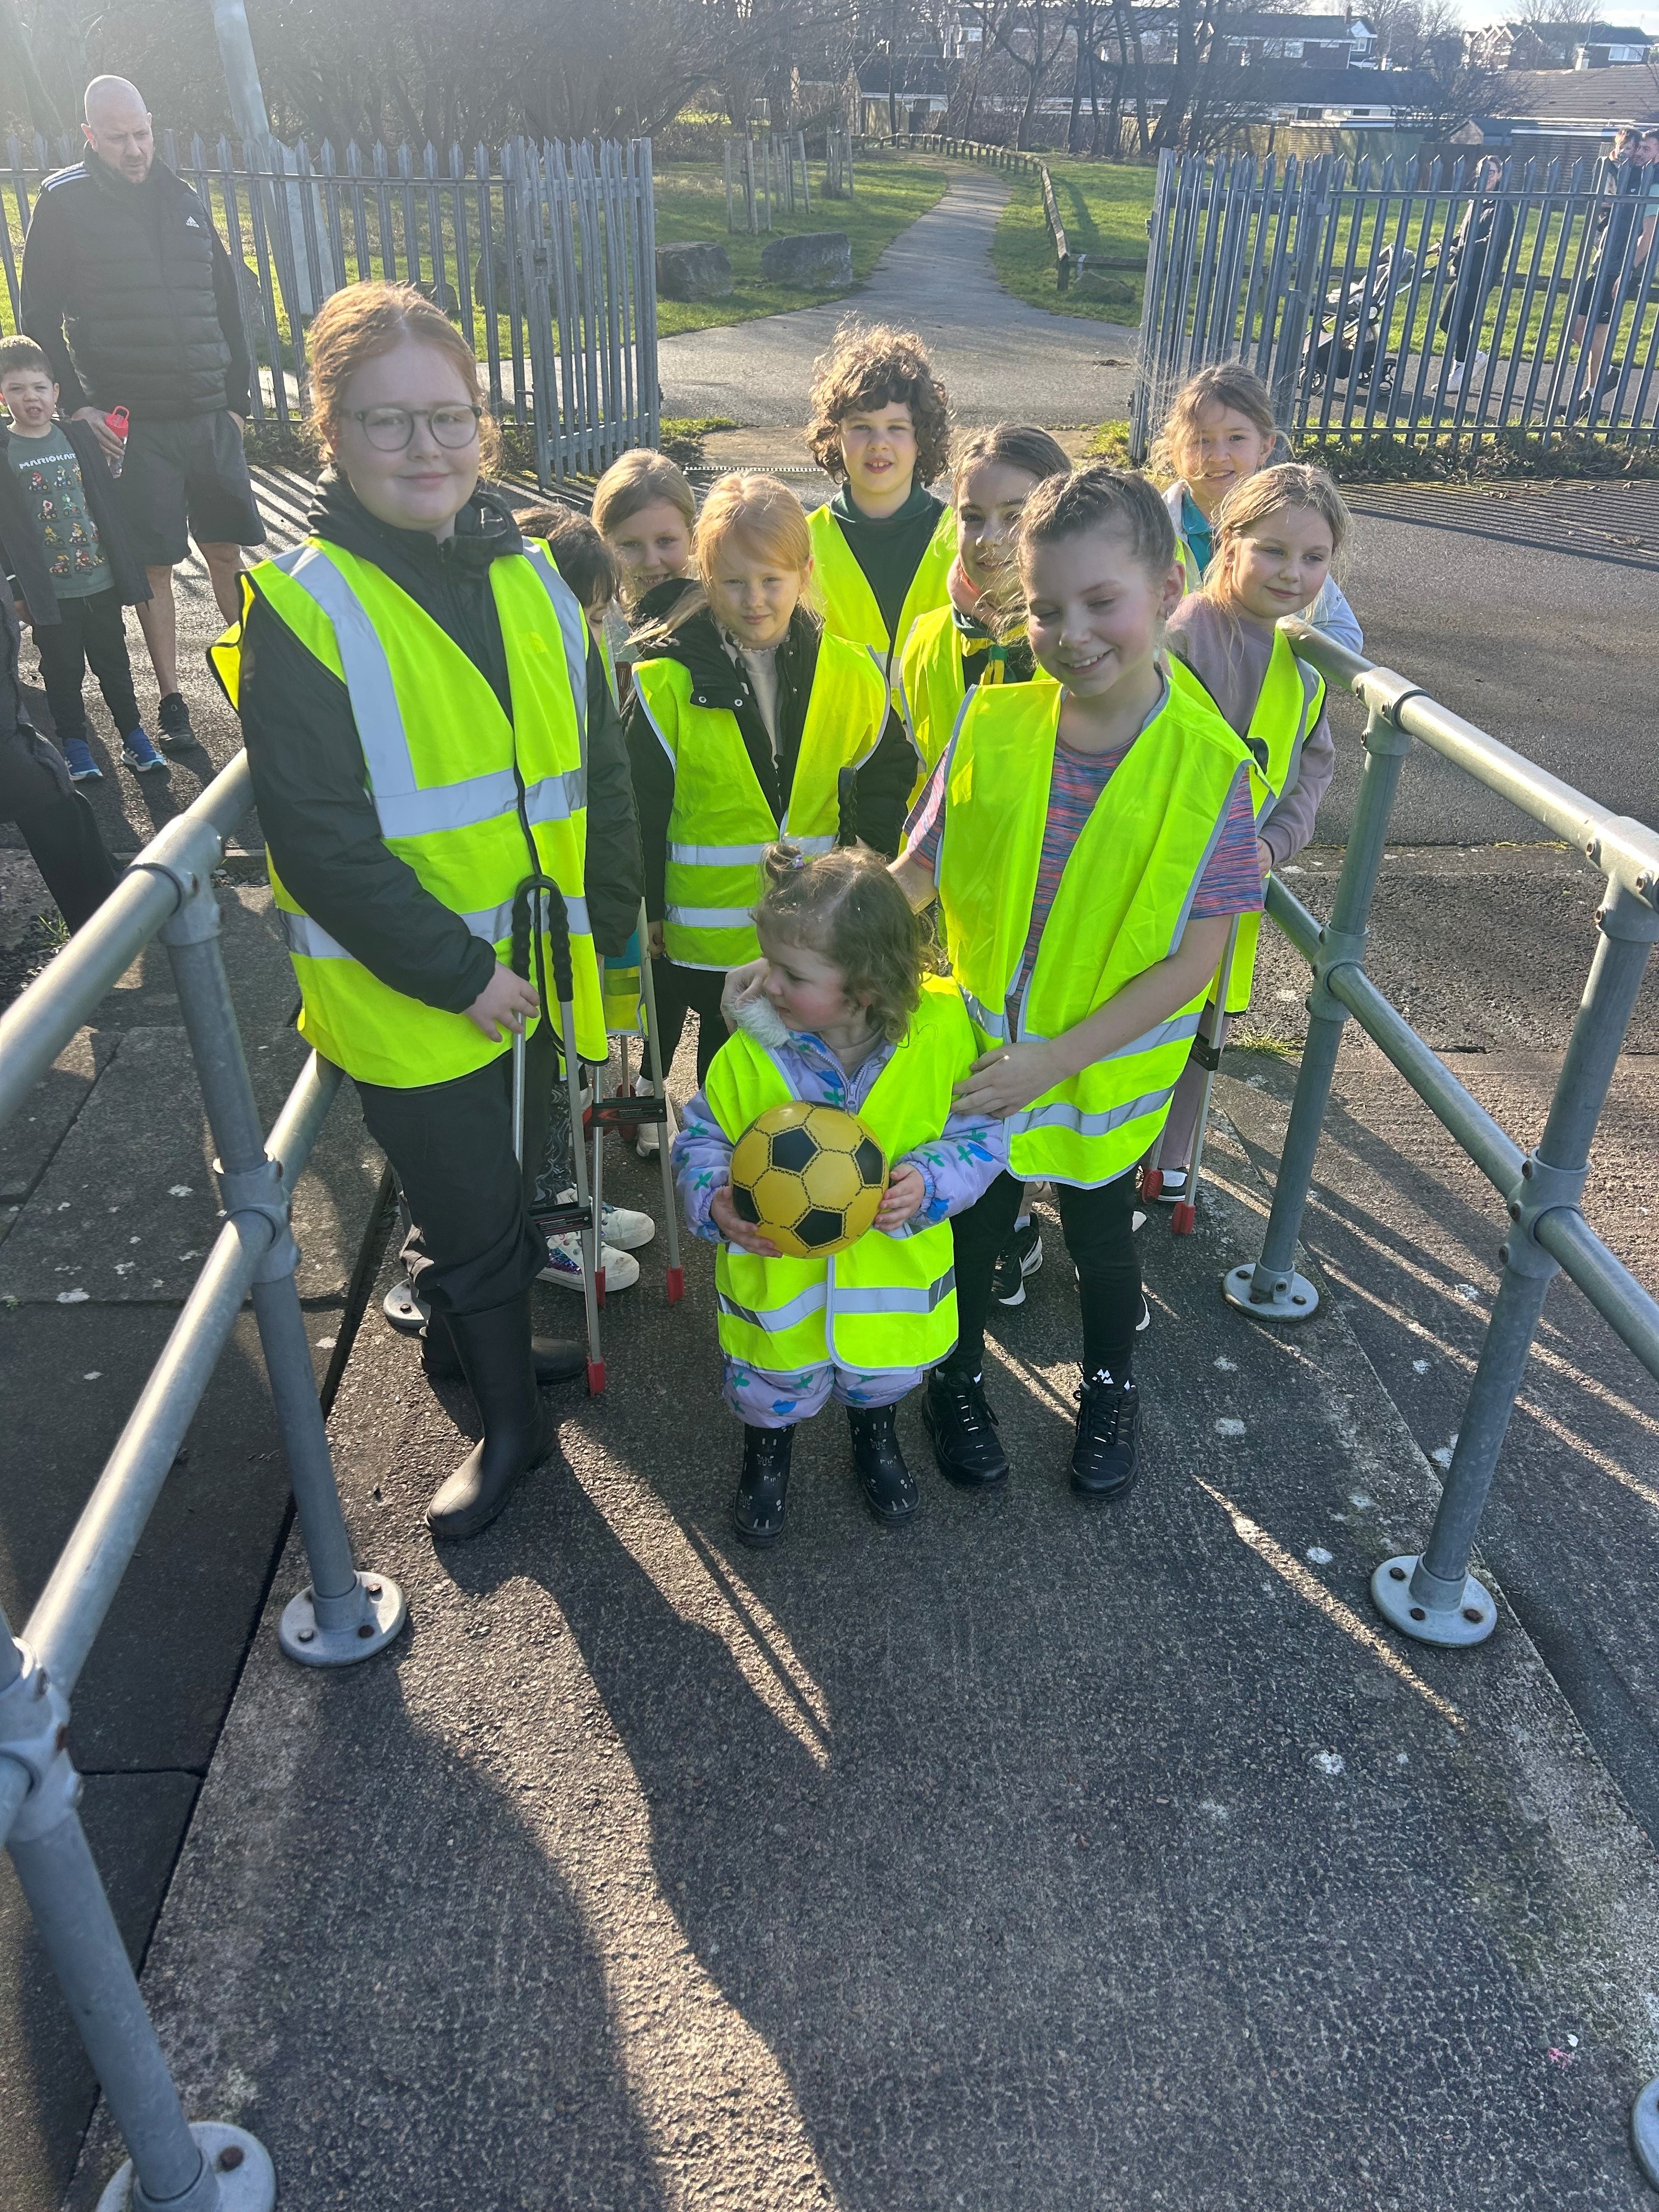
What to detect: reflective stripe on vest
<box><xmin>634</xmin><ymin>632</ymin><xmax>888</xmax><ymax>972</ymax></box>
<box><xmin>936</xmin><ymin>681</ymin><xmax>1252</xmax><ymax>1186</ymax></box>
<box><xmin>702</xmin><ymin>975</ymin><xmax>974</xmax><ymax>1372</ymax></box>
<box><xmin>808</xmin><ymin>503</ymin><xmax>956</xmax><ymax>696</ymax></box>
<box><xmin>215</xmin><ymin>539</ymin><xmax>605</xmax><ymax>1088</ymax></box>
<box><xmin>1167</xmin><ymin>633</ymin><xmax>1323</xmax><ymax>1015</ymax></box>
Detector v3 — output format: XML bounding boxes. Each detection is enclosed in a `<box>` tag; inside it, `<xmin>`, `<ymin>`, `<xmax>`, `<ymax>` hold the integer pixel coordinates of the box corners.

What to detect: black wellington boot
<box><xmin>847</xmin><ymin>1404</ymin><xmax>919</xmax><ymax>1526</ymax></box>
<box><xmin>732</xmin><ymin>1424</ymin><xmax>795</xmax><ymax>1547</ymax></box>
<box><xmin>420</xmin><ymin>1307</ymin><xmax>584</xmax><ymax>1389</ymax></box>
<box><xmin>425</xmin><ymin>1297</ymin><xmax>556</xmax><ymax>1540</ymax></box>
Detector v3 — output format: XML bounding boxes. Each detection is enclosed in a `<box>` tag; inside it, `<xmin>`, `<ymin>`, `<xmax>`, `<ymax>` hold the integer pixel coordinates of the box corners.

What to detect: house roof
<box><xmin>1493</xmin><ymin>19</ymin><xmax>1649</xmax><ymax>40</ymax></box>
<box><xmin>1226</xmin><ymin>12</ymin><xmax>1372</xmax><ymax>37</ymax></box>
<box><xmin>1499</xmin><ymin>62</ymin><xmax>1659</xmax><ymax>123</ymax></box>
<box><xmin>1124</xmin><ymin>59</ymin><xmax>1437</xmax><ymax>108</ymax></box>
<box><xmin>856</xmin><ymin>57</ymin><xmax>951</xmax><ymax>96</ymax></box>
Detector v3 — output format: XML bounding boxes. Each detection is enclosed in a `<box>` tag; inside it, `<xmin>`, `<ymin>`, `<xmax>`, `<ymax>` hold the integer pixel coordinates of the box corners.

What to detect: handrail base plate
<box><xmin>1372</xmin><ymin>1556</ymin><xmax>1497</xmax><ymax>1647</ymax></box>
<box><xmin>279</xmin><ymin>1573</ymin><xmax>407</xmax><ymax>1668</ymax></box>
<box><xmin>1222</xmin><ymin>1263</ymin><xmax>1321</xmax><ymax>1322</ymax></box>
<box><xmin>97</xmin><ymin>2124</ymin><xmax>275</xmax><ymax>2212</ymax></box>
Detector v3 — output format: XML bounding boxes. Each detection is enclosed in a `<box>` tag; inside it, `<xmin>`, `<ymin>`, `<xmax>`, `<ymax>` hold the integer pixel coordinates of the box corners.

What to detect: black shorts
<box><xmin>116</xmin><ymin>410</ymin><xmax>266</xmax><ymax>568</ymax></box>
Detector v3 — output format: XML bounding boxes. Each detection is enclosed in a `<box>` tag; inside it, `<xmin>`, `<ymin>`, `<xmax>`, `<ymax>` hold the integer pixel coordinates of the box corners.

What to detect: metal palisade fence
<box><xmin>1131</xmin><ymin>147</ymin><xmax>1659</xmax><ymax>459</ymax></box>
<box><xmin>1</xmin><ymin>129</ymin><xmax>659</xmax><ymax>486</ymax></box>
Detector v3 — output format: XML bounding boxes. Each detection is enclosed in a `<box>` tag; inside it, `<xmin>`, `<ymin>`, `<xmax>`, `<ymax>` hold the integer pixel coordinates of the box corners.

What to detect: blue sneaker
<box><xmin>121</xmin><ymin>726</ymin><xmax>168</xmax><ymax>776</ymax></box>
<box><xmin>63</xmin><ymin>737</ymin><xmax>102</xmax><ymax>782</ymax></box>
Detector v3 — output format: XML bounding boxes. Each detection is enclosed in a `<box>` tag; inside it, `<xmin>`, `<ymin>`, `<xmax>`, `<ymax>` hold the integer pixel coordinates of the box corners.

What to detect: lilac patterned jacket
<box><xmin>672</xmin><ymin>1027</ymin><xmax>1006</xmax><ymax>1244</ymax></box>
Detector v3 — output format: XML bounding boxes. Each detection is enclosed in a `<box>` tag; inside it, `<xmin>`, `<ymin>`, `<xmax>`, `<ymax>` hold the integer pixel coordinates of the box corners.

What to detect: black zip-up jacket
<box><xmin>624</xmin><ymin>601</ymin><xmax>917</xmax><ymax>922</ymax></box>
<box><xmin>236</xmin><ymin>475</ymin><xmax>642</xmax><ymax>1019</ymax></box>
<box><xmin>0</xmin><ymin>418</ymin><xmax>151</xmax><ymax>620</ymax></box>
<box><xmin>21</xmin><ymin>156</ymin><xmax>252</xmax><ymax>421</ymax></box>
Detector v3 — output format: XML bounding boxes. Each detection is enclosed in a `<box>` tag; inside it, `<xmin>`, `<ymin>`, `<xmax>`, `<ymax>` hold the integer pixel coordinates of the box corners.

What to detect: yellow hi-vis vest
<box><xmin>702</xmin><ymin>974</ymin><xmax>972</xmax><ymax>1372</ymax></box>
<box><xmin>632</xmin><ymin>632</ymin><xmax>888</xmax><ymax>972</ymax></box>
<box><xmin>936</xmin><ymin>680</ymin><xmax>1252</xmax><ymax>1185</ymax></box>
<box><xmin>1167</xmin><ymin>628</ymin><xmax>1323</xmax><ymax>1013</ymax></box>
<box><xmin>807</xmin><ymin>500</ymin><xmax>956</xmax><ymax>696</ymax></box>
<box><xmin>898</xmin><ymin>602</ymin><xmax>1056</xmax><ymax>797</ymax></box>
<box><xmin>211</xmin><ymin>537</ymin><xmax>605</xmax><ymax>1088</ymax></box>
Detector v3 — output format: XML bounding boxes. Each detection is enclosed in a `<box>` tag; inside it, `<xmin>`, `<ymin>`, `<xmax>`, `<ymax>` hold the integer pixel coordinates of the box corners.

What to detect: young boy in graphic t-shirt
<box><xmin>0</xmin><ymin>336</ymin><xmax>160</xmax><ymax>783</ymax></box>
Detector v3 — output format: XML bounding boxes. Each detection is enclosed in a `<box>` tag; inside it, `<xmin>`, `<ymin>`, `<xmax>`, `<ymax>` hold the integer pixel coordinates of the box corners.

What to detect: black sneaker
<box><xmin>156</xmin><ymin>692</ymin><xmax>198</xmax><ymax>752</ymax></box>
<box><xmin>922</xmin><ymin>1367</ymin><xmax>1009</xmax><ymax>1489</ymax></box>
<box><xmin>991</xmin><ymin>1219</ymin><xmax>1043</xmax><ymax>1306</ymax></box>
<box><xmin>733</xmin><ymin>1424</ymin><xmax>794</xmax><ymax>1546</ymax></box>
<box><xmin>1070</xmin><ymin>1370</ymin><xmax>1141</xmax><ymax>1500</ymax></box>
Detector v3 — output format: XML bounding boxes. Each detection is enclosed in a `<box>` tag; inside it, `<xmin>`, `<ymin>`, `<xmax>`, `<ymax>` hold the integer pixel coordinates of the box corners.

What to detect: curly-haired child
<box><xmin>673</xmin><ymin>844</ymin><xmax>1005</xmax><ymax>1546</ymax></box>
<box><xmin>805</xmin><ymin>320</ymin><xmax>956</xmax><ymax>696</ymax></box>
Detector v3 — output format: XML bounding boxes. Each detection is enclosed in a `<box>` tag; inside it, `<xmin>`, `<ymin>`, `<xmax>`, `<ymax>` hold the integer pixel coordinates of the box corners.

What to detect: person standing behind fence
<box><xmin>0</xmin><ymin>487</ymin><xmax>120</xmax><ymax>933</ymax></box>
<box><xmin>1438</xmin><ymin>156</ymin><xmax>1515</xmax><ymax>394</ymax></box>
<box><xmin>1152</xmin><ymin>364</ymin><xmax>1362</xmax><ymax>654</ymax></box>
<box><xmin>1150</xmin><ymin>463</ymin><xmax>1346</xmax><ymax>1209</ymax></box>
<box><xmin>20</xmin><ymin>74</ymin><xmax>264</xmax><ymax>753</ymax></box>
<box><xmin>215</xmin><ymin>281</ymin><xmax>641</xmax><ymax>1544</ymax></box>
<box><xmin>1562</xmin><ymin>127</ymin><xmax>1659</xmax><ymax>422</ymax></box>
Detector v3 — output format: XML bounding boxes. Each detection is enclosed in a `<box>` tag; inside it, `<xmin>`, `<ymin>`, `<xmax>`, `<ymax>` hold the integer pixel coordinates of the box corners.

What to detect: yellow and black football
<box><xmin>728</xmin><ymin>1102</ymin><xmax>889</xmax><ymax>1259</ymax></box>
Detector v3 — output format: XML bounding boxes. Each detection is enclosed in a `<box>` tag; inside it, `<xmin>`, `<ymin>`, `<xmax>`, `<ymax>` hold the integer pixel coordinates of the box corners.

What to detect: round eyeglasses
<box><xmin>349</xmin><ymin>404</ymin><xmax>483</xmax><ymax>452</ymax></box>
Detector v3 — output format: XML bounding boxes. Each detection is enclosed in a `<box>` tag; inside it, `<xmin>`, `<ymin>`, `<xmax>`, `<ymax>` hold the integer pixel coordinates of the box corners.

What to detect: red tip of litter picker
<box><xmin>1171</xmin><ymin>1201</ymin><xmax>1195</xmax><ymax>1236</ymax></box>
<box><xmin>665</xmin><ymin>1266</ymin><xmax>685</xmax><ymax>1305</ymax></box>
<box><xmin>1142</xmin><ymin>1167</ymin><xmax>1163</xmax><ymax>1200</ymax></box>
<box><xmin>586</xmin><ymin>1359</ymin><xmax>606</xmax><ymax>1396</ymax></box>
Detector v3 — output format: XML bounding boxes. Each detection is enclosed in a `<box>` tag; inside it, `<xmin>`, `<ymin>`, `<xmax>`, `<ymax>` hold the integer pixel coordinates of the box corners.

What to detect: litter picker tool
<box><xmin>589</xmin><ymin>900</ymin><xmax>684</xmax><ymax>1304</ymax></box>
<box><xmin>512</xmin><ymin>875</ymin><xmax>605</xmax><ymax>1391</ymax></box>
<box><xmin>1169</xmin><ymin>912</ymin><xmax>1243</xmax><ymax>1238</ymax></box>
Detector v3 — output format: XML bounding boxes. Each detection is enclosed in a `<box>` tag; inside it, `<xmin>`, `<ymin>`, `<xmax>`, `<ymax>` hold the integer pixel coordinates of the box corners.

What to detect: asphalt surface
<box><xmin>4</xmin><ymin>467</ymin><xmax>1659</xmax><ymax>2208</ymax></box>
<box><xmin>656</xmin><ymin>170</ymin><xmax>1138</xmax><ymax>430</ymax></box>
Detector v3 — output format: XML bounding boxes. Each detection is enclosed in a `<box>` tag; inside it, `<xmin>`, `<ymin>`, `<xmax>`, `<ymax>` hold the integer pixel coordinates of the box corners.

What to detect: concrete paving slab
<box><xmin>0</xmin><ymin>1770</ymin><xmax>199</xmax><ymax>2212</ymax></box>
<box><xmin>658</xmin><ymin>170</ymin><xmax>1137</xmax><ymax>431</ymax></box>
<box><xmin>65</xmin><ymin>1125</ymin><xmax>1659</xmax><ymax>2211</ymax></box>
<box><xmin>0</xmin><ymin>1028</ymin><xmax>118</xmax><ymax>1206</ymax></box>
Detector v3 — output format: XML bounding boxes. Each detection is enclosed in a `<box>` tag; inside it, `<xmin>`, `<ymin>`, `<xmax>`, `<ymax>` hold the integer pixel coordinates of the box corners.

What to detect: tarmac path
<box><xmin>656</xmin><ymin>168</ymin><xmax>1139</xmax><ymax>429</ymax></box>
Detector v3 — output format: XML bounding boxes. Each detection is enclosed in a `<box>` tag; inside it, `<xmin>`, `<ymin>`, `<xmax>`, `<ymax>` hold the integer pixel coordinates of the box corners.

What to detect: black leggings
<box><xmin>945</xmin><ymin>1169</ymin><xmax>1144</xmax><ymax>1385</ymax></box>
<box><xmin>650</xmin><ymin>957</ymin><xmax>730</xmax><ymax>1084</ymax></box>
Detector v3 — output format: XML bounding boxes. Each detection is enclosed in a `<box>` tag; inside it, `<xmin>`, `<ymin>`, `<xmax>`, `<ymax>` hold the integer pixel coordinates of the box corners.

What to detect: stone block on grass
<box><xmin>759</xmin><ymin>230</ymin><xmax>853</xmax><ymax>289</ymax></box>
<box><xmin>656</xmin><ymin>240</ymin><xmax>733</xmax><ymax>301</ymax></box>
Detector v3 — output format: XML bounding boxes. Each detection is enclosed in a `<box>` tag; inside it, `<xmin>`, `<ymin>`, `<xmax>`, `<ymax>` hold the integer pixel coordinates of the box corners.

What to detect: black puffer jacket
<box><xmin>236</xmin><ymin>475</ymin><xmax>642</xmax><ymax>1019</ymax></box>
<box><xmin>20</xmin><ymin>157</ymin><xmax>251</xmax><ymax>421</ymax></box>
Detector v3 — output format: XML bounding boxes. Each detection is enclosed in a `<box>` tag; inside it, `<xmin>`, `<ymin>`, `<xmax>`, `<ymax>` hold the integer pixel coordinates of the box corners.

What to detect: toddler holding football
<box><xmin>672</xmin><ymin>842</ymin><xmax>1003</xmax><ymax>1545</ymax></box>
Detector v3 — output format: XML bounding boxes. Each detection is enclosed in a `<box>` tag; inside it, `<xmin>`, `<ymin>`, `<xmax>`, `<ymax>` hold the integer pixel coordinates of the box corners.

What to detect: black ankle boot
<box><xmin>420</xmin><ymin>1308</ymin><xmax>585</xmax><ymax>1389</ymax></box>
<box><xmin>1070</xmin><ymin>1369</ymin><xmax>1141</xmax><ymax>1499</ymax></box>
<box><xmin>732</xmin><ymin>1425</ymin><xmax>795</xmax><ymax>1546</ymax></box>
<box><xmin>847</xmin><ymin>1404</ymin><xmax>919</xmax><ymax>1526</ymax></box>
<box><xmin>426</xmin><ymin>1297</ymin><xmax>556</xmax><ymax>1540</ymax></box>
<box><xmin>921</xmin><ymin>1367</ymin><xmax>1009</xmax><ymax>1488</ymax></box>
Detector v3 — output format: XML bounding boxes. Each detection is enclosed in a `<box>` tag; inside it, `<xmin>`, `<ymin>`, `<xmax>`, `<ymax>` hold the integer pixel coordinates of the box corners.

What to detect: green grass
<box><xmin>990</xmin><ymin>160</ymin><xmax>1155</xmax><ymax>325</ymax></box>
<box><xmin>651</xmin><ymin>160</ymin><xmax>951</xmax><ymax>336</ymax></box>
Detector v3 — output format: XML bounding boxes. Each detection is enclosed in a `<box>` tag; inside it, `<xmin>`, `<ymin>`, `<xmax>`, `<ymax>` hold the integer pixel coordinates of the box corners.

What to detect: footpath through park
<box><xmin>5</xmin><ymin>483</ymin><xmax>1659</xmax><ymax>2211</ymax></box>
<box><xmin>657</xmin><ymin>167</ymin><xmax>1139</xmax><ymax>431</ymax></box>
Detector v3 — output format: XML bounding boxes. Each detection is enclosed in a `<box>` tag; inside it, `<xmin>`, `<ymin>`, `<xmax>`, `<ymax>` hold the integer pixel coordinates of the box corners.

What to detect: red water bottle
<box><xmin>105</xmin><ymin>406</ymin><xmax>129</xmax><ymax>478</ymax></box>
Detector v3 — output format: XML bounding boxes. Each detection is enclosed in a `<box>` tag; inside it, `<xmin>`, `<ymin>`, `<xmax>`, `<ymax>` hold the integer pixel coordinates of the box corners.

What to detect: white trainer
<box><xmin>632</xmin><ymin>1077</ymin><xmax>673</xmax><ymax>1158</ymax></box>
<box><xmin>538</xmin><ymin>1232</ymin><xmax>640</xmax><ymax>1291</ymax></box>
<box><xmin>556</xmin><ymin>1189</ymin><xmax>655</xmax><ymax>1251</ymax></box>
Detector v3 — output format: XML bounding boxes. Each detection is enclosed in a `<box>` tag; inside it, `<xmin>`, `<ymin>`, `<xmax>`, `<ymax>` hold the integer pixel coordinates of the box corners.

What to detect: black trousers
<box><xmin>354</xmin><ymin>1020</ymin><xmax>560</xmax><ymax>1318</ymax></box>
<box><xmin>945</xmin><ymin>1169</ymin><xmax>1144</xmax><ymax>1385</ymax></box>
<box><xmin>650</xmin><ymin>956</ymin><xmax>730</xmax><ymax>1084</ymax></box>
<box><xmin>0</xmin><ymin>719</ymin><xmax>119</xmax><ymax>930</ymax></box>
<box><xmin>32</xmin><ymin>588</ymin><xmax>141</xmax><ymax>749</ymax></box>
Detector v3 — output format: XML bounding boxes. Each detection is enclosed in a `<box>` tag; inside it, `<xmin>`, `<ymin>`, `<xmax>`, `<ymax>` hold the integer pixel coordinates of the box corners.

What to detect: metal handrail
<box><xmin>0</xmin><ymin>752</ymin><xmax>408</xmax><ymax>2211</ymax></box>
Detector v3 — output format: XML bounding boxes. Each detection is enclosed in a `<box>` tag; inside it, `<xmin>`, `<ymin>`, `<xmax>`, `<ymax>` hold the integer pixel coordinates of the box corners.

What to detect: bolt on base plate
<box><xmin>381</xmin><ymin>1278</ymin><xmax>427</xmax><ymax>1335</ymax></box>
<box><xmin>1372</xmin><ymin>1555</ymin><xmax>1497</xmax><ymax>1646</ymax></box>
<box><xmin>1633</xmin><ymin>2078</ymin><xmax>1659</xmax><ymax>2186</ymax></box>
<box><xmin>1222</xmin><ymin>1262</ymin><xmax>1321</xmax><ymax>1322</ymax></box>
<box><xmin>97</xmin><ymin>2124</ymin><xmax>275</xmax><ymax>2212</ymax></box>
<box><xmin>279</xmin><ymin>1571</ymin><xmax>406</xmax><ymax>1667</ymax></box>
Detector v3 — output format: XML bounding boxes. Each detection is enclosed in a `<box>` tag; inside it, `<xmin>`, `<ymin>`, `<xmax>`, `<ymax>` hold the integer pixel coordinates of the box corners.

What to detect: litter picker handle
<box><xmin>543</xmin><ymin>884</ymin><xmax>575</xmax><ymax>1010</ymax></box>
<box><xmin>510</xmin><ymin>884</ymin><xmax>533</xmax><ymax>984</ymax></box>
